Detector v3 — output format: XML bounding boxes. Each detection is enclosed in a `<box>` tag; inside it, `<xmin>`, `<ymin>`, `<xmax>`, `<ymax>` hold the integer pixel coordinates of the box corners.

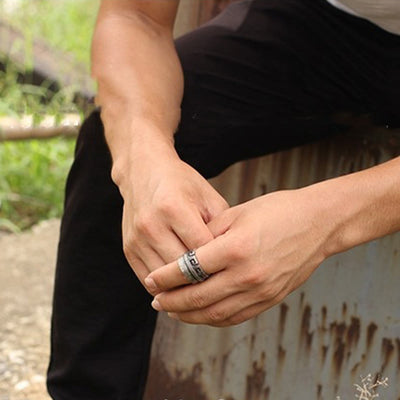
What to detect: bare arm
<box><xmin>92</xmin><ymin>0</ymin><xmax>182</xmax><ymax>185</ymax></box>
<box><xmin>321</xmin><ymin>156</ymin><xmax>400</xmax><ymax>253</ymax></box>
<box><xmin>91</xmin><ymin>1</ymin><xmax>228</xmax><ymax>285</ymax></box>
<box><xmin>147</xmin><ymin>156</ymin><xmax>400</xmax><ymax>326</ymax></box>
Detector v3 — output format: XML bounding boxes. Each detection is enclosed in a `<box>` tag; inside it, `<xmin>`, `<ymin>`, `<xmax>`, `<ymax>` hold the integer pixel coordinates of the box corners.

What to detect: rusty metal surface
<box><xmin>144</xmin><ymin>126</ymin><xmax>400</xmax><ymax>400</ymax></box>
<box><xmin>146</xmin><ymin>3</ymin><xmax>400</xmax><ymax>400</ymax></box>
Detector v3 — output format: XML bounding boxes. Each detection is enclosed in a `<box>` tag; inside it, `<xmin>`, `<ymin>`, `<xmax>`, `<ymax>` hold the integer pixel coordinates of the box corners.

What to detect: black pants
<box><xmin>47</xmin><ymin>0</ymin><xmax>400</xmax><ymax>398</ymax></box>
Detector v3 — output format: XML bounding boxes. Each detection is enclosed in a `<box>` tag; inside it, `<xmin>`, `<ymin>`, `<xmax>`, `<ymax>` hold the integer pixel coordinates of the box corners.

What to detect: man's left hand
<box><xmin>145</xmin><ymin>188</ymin><xmax>332</xmax><ymax>327</ymax></box>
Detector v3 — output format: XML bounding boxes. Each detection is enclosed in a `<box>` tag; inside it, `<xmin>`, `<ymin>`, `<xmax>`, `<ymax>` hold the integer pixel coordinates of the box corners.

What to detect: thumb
<box><xmin>206</xmin><ymin>206</ymin><xmax>235</xmax><ymax>238</ymax></box>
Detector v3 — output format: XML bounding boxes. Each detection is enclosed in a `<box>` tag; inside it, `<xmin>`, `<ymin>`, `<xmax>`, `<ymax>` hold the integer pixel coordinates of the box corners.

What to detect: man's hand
<box><xmin>145</xmin><ymin>156</ymin><xmax>400</xmax><ymax>327</ymax></box>
<box><xmin>91</xmin><ymin>0</ymin><xmax>230</xmax><ymax>286</ymax></box>
<box><xmin>120</xmin><ymin>140</ymin><xmax>229</xmax><ymax>287</ymax></box>
<box><xmin>144</xmin><ymin>187</ymin><xmax>332</xmax><ymax>326</ymax></box>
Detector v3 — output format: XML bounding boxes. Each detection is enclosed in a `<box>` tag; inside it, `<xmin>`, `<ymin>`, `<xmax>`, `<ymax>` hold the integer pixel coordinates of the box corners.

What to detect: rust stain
<box><xmin>278</xmin><ymin>345</ymin><xmax>286</xmax><ymax>361</ymax></box>
<box><xmin>342</xmin><ymin>302</ymin><xmax>347</xmax><ymax>317</ymax></box>
<box><xmin>144</xmin><ymin>358</ymin><xmax>208</xmax><ymax>400</ymax></box>
<box><xmin>330</xmin><ymin>321</ymin><xmax>346</xmax><ymax>338</ymax></box>
<box><xmin>321</xmin><ymin>306</ymin><xmax>327</xmax><ymax>329</ymax></box>
<box><xmin>246</xmin><ymin>354</ymin><xmax>267</xmax><ymax>400</ymax></box>
<box><xmin>330</xmin><ymin>322</ymin><xmax>347</xmax><ymax>375</ymax></box>
<box><xmin>278</xmin><ymin>302</ymin><xmax>289</xmax><ymax>337</ymax></box>
<box><xmin>300</xmin><ymin>292</ymin><xmax>305</xmax><ymax>308</ymax></box>
<box><xmin>396</xmin><ymin>339</ymin><xmax>400</xmax><ymax>370</ymax></box>
<box><xmin>367</xmin><ymin>322</ymin><xmax>378</xmax><ymax>349</ymax></box>
<box><xmin>221</xmin><ymin>353</ymin><xmax>229</xmax><ymax>380</ymax></box>
<box><xmin>260</xmin><ymin>183</ymin><xmax>268</xmax><ymax>195</ymax></box>
<box><xmin>317</xmin><ymin>384</ymin><xmax>322</xmax><ymax>399</ymax></box>
<box><xmin>321</xmin><ymin>345</ymin><xmax>328</xmax><ymax>364</ymax></box>
<box><xmin>277</xmin><ymin>344</ymin><xmax>286</xmax><ymax>371</ymax></box>
<box><xmin>381</xmin><ymin>338</ymin><xmax>395</xmax><ymax>372</ymax></box>
<box><xmin>250</xmin><ymin>333</ymin><xmax>256</xmax><ymax>350</ymax></box>
<box><xmin>333</xmin><ymin>339</ymin><xmax>345</xmax><ymax>376</ymax></box>
<box><xmin>351</xmin><ymin>360</ymin><xmax>361</xmax><ymax>375</ymax></box>
<box><xmin>346</xmin><ymin>317</ymin><xmax>361</xmax><ymax>348</ymax></box>
<box><xmin>300</xmin><ymin>304</ymin><xmax>313</xmax><ymax>351</ymax></box>
<box><xmin>351</xmin><ymin>353</ymin><xmax>366</xmax><ymax>378</ymax></box>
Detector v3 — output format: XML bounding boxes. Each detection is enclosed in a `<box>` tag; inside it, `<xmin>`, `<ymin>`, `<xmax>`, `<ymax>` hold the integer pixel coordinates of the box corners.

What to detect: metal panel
<box><xmin>147</xmin><ymin>3</ymin><xmax>400</xmax><ymax>400</ymax></box>
<box><xmin>144</xmin><ymin>126</ymin><xmax>400</xmax><ymax>400</ymax></box>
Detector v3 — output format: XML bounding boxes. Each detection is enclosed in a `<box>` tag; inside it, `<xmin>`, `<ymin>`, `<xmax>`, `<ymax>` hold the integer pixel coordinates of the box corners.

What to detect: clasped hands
<box><xmin>122</xmin><ymin>158</ymin><xmax>330</xmax><ymax>327</ymax></box>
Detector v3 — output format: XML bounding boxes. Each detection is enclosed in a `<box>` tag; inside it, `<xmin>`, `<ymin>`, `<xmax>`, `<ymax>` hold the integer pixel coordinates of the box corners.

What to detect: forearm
<box><xmin>308</xmin><ymin>156</ymin><xmax>400</xmax><ymax>257</ymax></box>
<box><xmin>91</xmin><ymin>1</ymin><xmax>183</xmax><ymax>188</ymax></box>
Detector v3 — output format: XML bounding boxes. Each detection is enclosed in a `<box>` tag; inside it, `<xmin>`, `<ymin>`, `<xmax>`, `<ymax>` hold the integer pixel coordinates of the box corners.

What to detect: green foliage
<box><xmin>0</xmin><ymin>61</ymin><xmax>81</xmax><ymax>120</ymax></box>
<box><xmin>0</xmin><ymin>137</ymin><xmax>75</xmax><ymax>231</ymax></box>
<box><xmin>0</xmin><ymin>0</ymin><xmax>98</xmax><ymax>231</ymax></box>
<box><xmin>1</xmin><ymin>0</ymin><xmax>98</xmax><ymax>66</ymax></box>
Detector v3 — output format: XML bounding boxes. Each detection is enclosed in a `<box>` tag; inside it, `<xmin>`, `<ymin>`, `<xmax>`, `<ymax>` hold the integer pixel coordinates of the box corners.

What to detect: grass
<box><xmin>0</xmin><ymin>61</ymin><xmax>80</xmax><ymax>120</ymax></box>
<box><xmin>0</xmin><ymin>0</ymin><xmax>98</xmax><ymax>231</ymax></box>
<box><xmin>0</xmin><ymin>138</ymin><xmax>75</xmax><ymax>231</ymax></box>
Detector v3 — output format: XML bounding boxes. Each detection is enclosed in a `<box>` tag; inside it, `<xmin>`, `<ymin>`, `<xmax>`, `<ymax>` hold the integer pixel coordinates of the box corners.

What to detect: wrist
<box><xmin>304</xmin><ymin>160</ymin><xmax>400</xmax><ymax>257</ymax></box>
<box><xmin>105</xmin><ymin>117</ymin><xmax>180</xmax><ymax>190</ymax></box>
<box><xmin>111</xmin><ymin>138</ymin><xmax>179</xmax><ymax>190</ymax></box>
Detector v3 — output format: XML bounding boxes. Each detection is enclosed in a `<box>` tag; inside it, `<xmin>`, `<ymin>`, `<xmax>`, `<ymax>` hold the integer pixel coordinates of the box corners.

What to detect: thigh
<box><xmin>174</xmin><ymin>0</ymin><xmax>400</xmax><ymax>179</ymax></box>
<box><xmin>48</xmin><ymin>112</ymin><xmax>157</xmax><ymax>400</ymax></box>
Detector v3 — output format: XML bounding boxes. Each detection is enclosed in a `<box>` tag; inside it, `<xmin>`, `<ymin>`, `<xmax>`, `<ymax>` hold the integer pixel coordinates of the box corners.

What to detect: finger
<box><xmin>149</xmin><ymin>227</ymin><xmax>187</xmax><ymax>264</ymax></box>
<box><xmin>133</xmin><ymin>242</ymin><xmax>166</xmax><ymax>272</ymax></box>
<box><xmin>171</xmin><ymin>208</ymin><xmax>214</xmax><ymax>250</ymax></box>
<box><xmin>169</xmin><ymin>291</ymin><xmax>262</xmax><ymax>326</ymax></box>
<box><xmin>206</xmin><ymin>206</ymin><xmax>234</xmax><ymax>238</ymax></box>
<box><xmin>213</xmin><ymin>298</ymin><xmax>283</xmax><ymax>327</ymax></box>
<box><xmin>145</xmin><ymin>233</ymin><xmax>231</xmax><ymax>292</ymax></box>
<box><xmin>151</xmin><ymin>270</ymin><xmax>238</xmax><ymax>312</ymax></box>
<box><xmin>124</xmin><ymin>255</ymin><xmax>154</xmax><ymax>292</ymax></box>
<box><xmin>129</xmin><ymin>212</ymin><xmax>188</xmax><ymax>266</ymax></box>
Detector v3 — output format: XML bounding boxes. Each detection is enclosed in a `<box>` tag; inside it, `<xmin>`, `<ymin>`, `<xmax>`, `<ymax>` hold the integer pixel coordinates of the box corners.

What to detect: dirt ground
<box><xmin>0</xmin><ymin>219</ymin><xmax>59</xmax><ymax>400</ymax></box>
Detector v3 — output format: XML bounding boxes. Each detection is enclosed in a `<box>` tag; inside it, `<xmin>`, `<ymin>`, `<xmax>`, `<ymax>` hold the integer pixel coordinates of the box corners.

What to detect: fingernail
<box><xmin>145</xmin><ymin>277</ymin><xmax>158</xmax><ymax>292</ymax></box>
<box><xmin>151</xmin><ymin>298</ymin><xmax>162</xmax><ymax>311</ymax></box>
<box><xmin>168</xmin><ymin>312</ymin><xmax>179</xmax><ymax>320</ymax></box>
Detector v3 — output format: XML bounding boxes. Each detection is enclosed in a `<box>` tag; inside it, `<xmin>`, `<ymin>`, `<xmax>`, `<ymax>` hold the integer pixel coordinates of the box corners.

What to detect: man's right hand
<box><xmin>117</xmin><ymin>140</ymin><xmax>229</xmax><ymax>287</ymax></box>
<box><xmin>92</xmin><ymin>0</ymin><xmax>229</xmax><ymax>286</ymax></box>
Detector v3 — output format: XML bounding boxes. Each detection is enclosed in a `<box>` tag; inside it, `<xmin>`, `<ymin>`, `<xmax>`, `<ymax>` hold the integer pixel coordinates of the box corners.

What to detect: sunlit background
<box><xmin>0</xmin><ymin>0</ymin><xmax>98</xmax><ymax>232</ymax></box>
<box><xmin>0</xmin><ymin>2</ymin><xmax>98</xmax><ymax>398</ymax></box>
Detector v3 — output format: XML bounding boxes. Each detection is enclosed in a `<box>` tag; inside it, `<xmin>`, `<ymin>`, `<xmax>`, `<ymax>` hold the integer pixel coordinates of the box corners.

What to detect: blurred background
<box><xmin>0</xmin><ymin>0</ymin><xmax>97</xmax><ymax>234</ymax></box>
<box><xmin>0</xmin><ymin>1</ymin><xmax>98</xmax><ymax>398</ymax></box>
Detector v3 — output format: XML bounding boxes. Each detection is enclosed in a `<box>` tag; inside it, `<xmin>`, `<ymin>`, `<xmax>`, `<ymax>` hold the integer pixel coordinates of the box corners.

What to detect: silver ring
<box><xmin>178</xmin><ymin>255</ymin><xmax>197</xmax><ymax>284</ymax></box>
<box><xmin>178</xmin><ymin>250</ymin><xmax>210</xmax><ymax>284</ymax></box>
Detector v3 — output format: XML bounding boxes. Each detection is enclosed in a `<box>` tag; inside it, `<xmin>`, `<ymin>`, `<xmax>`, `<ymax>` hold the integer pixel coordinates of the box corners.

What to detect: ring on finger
<box><xmin>178</xmin><ymin>249</ymin><xmax>210</xmax><ymax>284</ymax></box>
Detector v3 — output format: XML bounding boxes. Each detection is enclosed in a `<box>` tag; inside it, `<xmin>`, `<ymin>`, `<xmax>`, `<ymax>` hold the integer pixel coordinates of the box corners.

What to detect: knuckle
<box><xmin>258</xmin><ymin>284</ymin><xmax>280</xmax><ymax>302</ymax></box>
<box><xmin>206</xmin><ymin>307</ymin><xmax>227</xmax><ymax>323</ymax></box>
<box><xmin>227</xmin><ymin>312</ymin><xmax>249</xmax><ymax>326</ymax></box>
<box><xmin>226</xmin><ymin>235</ymin><xmax>253</xmax><ymax>263</ymax></box>
<box><xmin>188</xmin><ymin>290</ymin><xmax>207</xmax><ymax>309</ymax></box>
<box><xmin>158</xmin><ymin>200</ymin><xmax>177</xmax><ymax>217</ymax></box>
<box><xmin>134</xmin><ymin>213</ymin><xmax>155</xmax><ymax>236</ymax></box>
<box><xmin>240</xmin><ymin>269</ymin><xmax>264</xmax><ymax>288</ymax></box>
